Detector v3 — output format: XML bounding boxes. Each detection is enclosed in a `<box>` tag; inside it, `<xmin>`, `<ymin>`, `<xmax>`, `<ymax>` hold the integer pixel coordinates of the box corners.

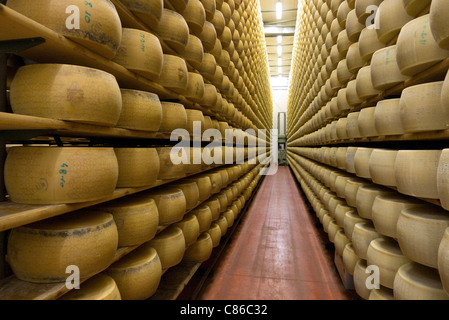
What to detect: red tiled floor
<box><xmin>195</xmin><ymin>166</ymin><xmax>356</xmax><ymax>300</ymax></box>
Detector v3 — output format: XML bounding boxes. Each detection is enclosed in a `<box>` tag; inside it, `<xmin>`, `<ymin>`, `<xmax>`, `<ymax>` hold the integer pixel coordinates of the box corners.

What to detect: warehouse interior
<box><xmin>1</xmin><ymin>0</ymin><xmax>449</xmax><ymax>302</ymax></box>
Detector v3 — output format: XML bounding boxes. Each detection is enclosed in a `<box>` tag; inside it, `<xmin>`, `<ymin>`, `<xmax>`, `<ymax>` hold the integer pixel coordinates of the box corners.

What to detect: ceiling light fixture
<box><xmin>277</xmin><ymin>45</ymin><xmax>282</xmax><ymax>56</ymax></box>
<box><xmin>277</xmin><ymin>35</ymin><xmax>283</xmax><ymax>44</ymax></box>
<box><xmin>276</xmin><ymin>1</ymin><xmax>283</xmax><ymax>20</ymax></box>
<box><xmin>278</xmin><ymin>58</ymin><xmax>282</xmax><ymax>66</ymax></box>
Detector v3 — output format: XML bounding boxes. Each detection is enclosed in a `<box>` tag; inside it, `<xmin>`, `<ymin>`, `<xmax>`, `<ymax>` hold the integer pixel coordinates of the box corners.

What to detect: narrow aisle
<box><xmin>196</xmin><ymin>166</ymin><xmax>355</xmax><ymax>300</ymax></box>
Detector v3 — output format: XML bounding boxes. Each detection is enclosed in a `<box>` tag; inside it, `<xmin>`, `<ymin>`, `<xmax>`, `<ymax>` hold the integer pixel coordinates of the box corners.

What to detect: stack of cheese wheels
<box><xmin>358</xmin><ymin>27</ymin><xmax>385</xmax><ymax>62</ymax></box>
<box><xmin>368</xmin><ymin>287</ymin><xmax>394</xmax><ymax>300</ymax></box>
<box><xmin>403</xmin><ymin>0</ymin><xmax>431</xmax><ymax>17</ymax></box>
<box><xmin>156</xmin><ymin>55</ymin><xmax>189</xmax><ymax>94</ymax></box>
<box><xmin>6</xmin><ymin>0</ymin><xmax>122</xmax><ymax>59</ymax></box>
<box><xmin>101</xmin><ymin>196</ymin><xmax>159</xmax><ymax>247</ymax></box>
<box><xmin>185</xmin><ymin>72</ymin><xmax>205</xmax><ymax>103</ymax></box>
<box><xmin>342</xmin><ymin>243</ymin><xmax>360</xmax><ymax>275</ymax></box>
<box><xmin>155</xmin><ymin>147</ymin><xmax>187</xmax><ymax>180</ymax></box>
<box><xmin>352</xmin><ymin>222</ymin><xmax>384</xmax><ymax>260</ymax></box>
<box><xmin>147</xmin><ymin>226</ymin><xmax>185</xmax><ymax>270</ymax></box>
<box><xmin>206</xmin><ymin>223</ymin><xmax>222</xmax><ymax>247</ymax></box>
<box><xmin>59</xmin><ymin>274</ymin><xmax>121</xmax><ymax>300</ymax></box>
<box><xmin>114</xmin><ymin>148</ymin><xmax>160</xmax><ymax>188</ymax></box>
<box><xmin>103</xmin><ymin>244</ymin><xmax>162</xmax><ymax>300</ymax></box>
<box><xmin>367</xmin><ymin>238</ymin><xmax>411</xmax><ymax>289</ymax></box>
<box><xmin>4</xmin><ymin>147</ymin><xmax>119</xmax><ymax>204</ymax></box>
<box><xmin>159</xmin><ymin>102</ymin><xmax>188</xmax><ymax>133</ymax></box>
<box><xmin>400</xmin><ymin>82</ymin><xmax>449</xmax><ymax>133</ymax></box>
<box><xmin>374</xmin><ymin>99</ymin><xmax>405</xmax><ymax>136</ymax></box>
<box><xmin>375</xmin><ymin>0</ymin><xmax>413</xmax><ymax>45</ymax></box>
<box><xmin>182</xmin><ymin>35</ymin><xmax>204</xmax><ymax>68</ymax></box>
<box><xmin>355</xmin><ymin>185</ymin><xmax>395</xmax><ymax>220</ymax></box>
<box><xmin>155</xmin><ymin>9</ymin><xmax>189</xmax><ymax>53</ymax></box>
<box><xmin>370</xmin><ymin>45</ymin><xmax>409</xmax><ymax>90</ymax></box>
<box><xmin>438</xmin><ymin>227</ymin><xmax>449</xmax><ymax>295</ymax></box>
<box><xmin>10</xmin><ymin>64</ymin><xmax>122</xmax><ymax>126</ymax></box>
<box><xmin>394</xmin><ymin>150</ymin><xmax>441</xmax><ymax>199</ymax></box>
<box><xmin>397</xmin><ymin>205</ymin><xmax>449</xmax><ymax>268</ymax></box>
<box><xmin>357</xmin><ymin>107</ymin><xmax>378</xmax><ymax>138</ymax></box>
<box><xmin>120</xmin><ymin>0</ymin><xmax>163</xmax><ymax>30</ymax></box>
<box><xmin>437</xmin><ymin>149</ymin><xmax>449</xmax><ymax>210</ymax></box>
<box><xmin>181</xmin><ymin>0</ymin><xmax>206</xmax><ymax>35</ymax></box>
<box><xmin>394</xmin><ymin>262</ymin><xmax>449</xmax><ymax>300</ymax></box>
<box><xmin>117</xmin><ymin>90</ymin><xmax>162</xmax><ymax>131</ymax></box>
<box><xmin>183</xmin><ymin>232</ymin><xmax>213</xmax><ymax>262</ymax></box>
<box><xmin>190</xmin><ymin>205</ymin><xmax>213</xmax><ymax>232</ymax></box>
<box><xmin>173</xmin><ymin>213</ymin><xmax>200</xmax><ymax>247</ymax></box>
<box><xmin>185</xmin><ymin>175</ymin><xmax>212</xmax><ymax>203</ymax></box>
<box><xmin>354</xmin><ymin>147</ymin><xmax>374</xmax><ymax>179</ymax></box>
<box><xmin>353</xmin><ymin>259</ymin><xmax>372</xmax><ymax>300</ymax></box>
<box><xmin>113</xmin><ymin>28</ymin><xmax>163</xmax><ymax>81</ymax></box>
<box><xmin>430</xmin><ymin>0</ymin><xmax>449</xmax><ymax>50</ymax></box>
<box><xmin>144</xmin><ymin>186</ymin><xmax>186</xmax><ymax>225</ymax></box>
<box><xmin>371</xmin><ymin>194</ymin><xmax>426</xmax><ymax>239</ymax></box>
<box><xmin>397</xmin><ymin>15</ymin><xmax>449</xmax><ymax>77</ymax></box>
<box><xmin>171</xmin><ymin>180</ymin><xmax>200</xmax><ymax>211</ymax></box>
<box><xmin>7</xmin><ymin>210</ymin><xmax>118</xmax><ymax>283</ymax></box>
<box><xmin>368</xmin><ymin>149</ymin><xmax>398</xmax><ymax>187</ymax></box>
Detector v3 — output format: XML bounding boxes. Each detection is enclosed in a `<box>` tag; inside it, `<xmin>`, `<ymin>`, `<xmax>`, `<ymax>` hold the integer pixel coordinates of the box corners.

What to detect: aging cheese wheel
<box><xmin>211</xmin><ymin>10</ymin><xmax>225</xmax><ymax>36</ymax></box>
<box><xmin>121</xmin><ymin>0</ymin><xmax>163</xmax><ymax>30</ymax></box>
<box><xmin>103</xmin><ymin>244</ymin><xmax>161</xmax><ymax>300</ymax></box>
<box><xmin>352</xmin><ymin>222</ymin><xmax>384</xmax><ymax>260</ymax></box>
<box><xmin>113</xmin><ymin>28</ymin><xmax>163</xmax><ymax>81</ymax></box>
<box><xmin>181</xmin><ymin>0</ymin><xmax>206</xmax><ymax>35</ymax></box>
<box><xmin>147</xmin><ymin>226</ymin><xmax>185</xmax><ymax>270</ymax></box>
<box><xmin>185</xmin><ymin>109</ymin><xmax>205</xmax><ymax>137</ymax></box>
<box><xmin>207</xmin><ymin>223</ymin><xmax>222</xmax><ymax>247</ymax></box>
<box><xmin>397</xmin><ymin>15</ymin><xmax>449</xmax><ymax>77</ymax></box>
<box><xmin>342</xmin><ymin>243</ymin><xmax>360</xmax><ymax>275</ymax></box>
<box><xmin>353</xmin><ymin>147</ymin><xmax>374</xmax><ymax>179</ymax></box>
<box><xmin>155</xmin><ymin>9</ymin><xmax>189</xmax><ymax>53</ymax></box>
<box><xmin>59</xmin><ymin>273</ymin><xmax>121</xmax><ymax>300</ymax></box>
<box><xmin>346</xmin><ymin>43</ymin><xmax>365</xmax><ymax>74</ymax></box>
<box><xmin>183</xmin><ymin>232</ymin><xmax>213</xmax><ymax>262</ymax></box>
<box><xmin>4</xmin><ymin>147</ymin><xmax>118</xmax><ymax>205</ymax></box>
<box><xmin>355</xmin><ymin>185</ymin><xmax>394</xmax><ymax>220</ymax></box>
<box><xmin>368</xmin><ymin>286</ymin><xmax>394</xmax><ymax>300</ymax></box>
<box><xmin>353</xmin><ymin>259</ymin><xmax>371</xmax><ymax>300</ymax></box>
<box><xmin>117</xmin><ymin>89</ymin><xmax>162</xmax><ymax>132</ymax></box>
<box><xmin>368</xmin><ymin>149</ymin><xmax>398</xmax><ymax>187</ymax></box>
<box><xmin>215</xmin><ymin>215</ymin><xmax>229</xmax><ymax>237</ymax></box>
<box><xmin>403</xmin><ymin>0</ymin><xmax>431</xmax><ymax>17</ymax></box>
<box><xmin>399</xmin><ymin>82</ymin><xmax>449</xmax><ymax>133</ymax></box>
<box><xmin>7</xmin><ymin>210</ymin><xmax>118</xmax><ymax>283</ymax></box>
<box><xmin>328</xmin><ymin>220</ymin><xmax>343</xmax><ymax>243</ymax></box>
<box><xmin>438</xmin><ymin>227</ymin><xmax>449</xmax><ymax>295</ymax></box>
<box><xmin>345</xmin><ymin>80</ymin><xmax>363</xmax><ymax>107</ymax></box>
<box><xmin>345</xmin><ymin>147</ymin><xmax>359</xmax><ymax>174</ymax></box>
<box><xmin>182</xmin><ymin>35</ymin><xmax>204</xmax><ymax>68</ymax></box>
<box><xmin>397</xmin><ymin>205</ymin><xmax>449</xmax><ymax>268</ymax></box>
<box><xmin>198</xmin><ymin>53</ymin><xmax>217</xmax><ymax>78</ymax></box>
<box><xmin>357</xmin><ymin>107</ymin><xmax>378</xmax><ymax>138</ymax></box>
<box><xmin>346</xmin><ymin>9</ymin><xmax>364</xmax><ymax>42</ymax></box>
<box><xmin>145</xmin><ymin>186</ymin><xmax>186</xmax><ymax>225</ymax></box>
<box><xmin>173</xmin><ymin>213</ymin><xmax>200</xmax><ymax>247</ymax></box>
<box><xmin>10</xmin><ymin>64</ymin><xmax>122</xmax><ymax>126</ymax></box>
<box><xmin>344</xmin><ymin>211</ymin><xmax>370</xmax><ymax>240</ymax></box>
<box><xmin>370</xmin><ymin>45</ymin><xmax>409</xmax><ymax>90</ymax></box>
<box><xmin>171</xmin><ymin>180</ymin><xmax>200</xmax><ymax>211</ymax></box>
<box><xmin>191</xmin><ymin>205</ymin><xmax>213</xmax><ymax>232</ymax></box>
<box><xmin>185</xmin><ymin>73</ymin><xmax>205</xmax><ymax>103</ymax></box>
<box><xmin>355</xmin><ymin>0</ymin><xmax>383</xmax><ymax>24</ymax></box>
<box><xmin>367</xmin><ymin>238</ymin><xmax>411</xmax><ymax>289</ymax></box>
<box><xmin>394</xmin><ymin>150</ymin><xmax>441</xmax><ymax>199</ymax></box>
<box><xmin>159</xmin><ymin>102</ymin><xmax>187</xmax><ymax>133</ymax></box>
<box><xmin>102</xmin><ymin>195</ymin><xmax>159</xmax><ymax>247</ymax></box>
<box><xmin>199</xmin><ymin>21</ymin><xmax>218</xmax><ymax>51</ymax></box>
<box><xmin>358</xmin><ymin>27</ymin><xmax>385</xmax><ymax>62</ymax></box>
<box><xmin>374</xmin><ymin>99</ymin><xmax>405</xmax><ymax>136</ymax></box>
<box><xmin>185</xmin><ymin>176</ymin><xmax>212</xmax><ymax>203</ymax></box>
<box><xmin>437</xmin><ymin>149</ymin><xmax>449</xmax><ymax>210</ymax></box>
<box><xmin>376</xmin><ymin>0</ymin><xmax>414</xmax><ymax>44</ymax></box>
<box><xmin>356</xmin><ymin>66</ymin><xmax>381</xmax><ymax>100</ymax></box>
<box><xmin>114</xmin><ymin>148</ymin><xmax>159</xmax><ymax>188</ymax></box>
<box><xmin>430</xmin><ymin>0</ymin><xmax>449</xmax><ymax>50</ymax></box>
<box><xmin>6</xmin><ymin>0</ymin><xmax>122</xmax><ymax>59</ymax></box>
<box><xmin>394</xmin><ymin>262</ymin><xmax>449</xmax><ymax>300</ymax></box>
<box><xmin>201</xmin><ymin>0</ymin><xmax>216</xmax><ymax>20</ymax></box>
<box><xmin>346</xmin><ymin>112</ymin><xmax>362</xmax><ymax>139</ymax></box>
<box><xmin>156</xmin><ymin>55</ymin><xmax>189</xmax><ymax>94</ymax></box>
<box><xmin>334</xmin><ymin>229</ymin><xmax>351</xmax><ymax>256</ymax></box>
<box><xmin>337</xmin><ymin>1</ymin><xmax>351</xmax><ymax>28</ymax></box>
<box><xmin>156</xmin><ymin>147</ymin><xmax>187</xmax><ymax>180</ymax></box>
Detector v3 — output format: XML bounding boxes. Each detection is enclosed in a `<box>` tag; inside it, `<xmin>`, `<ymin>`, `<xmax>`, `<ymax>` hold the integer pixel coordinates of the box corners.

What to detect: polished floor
<box><xmin>195</xmin><ymin>166</ymin><xmax>357</xmax><ymax>300</ymax></box>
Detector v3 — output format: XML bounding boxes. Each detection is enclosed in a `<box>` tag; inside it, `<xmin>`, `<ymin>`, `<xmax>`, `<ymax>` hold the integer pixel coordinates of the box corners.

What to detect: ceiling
<box><xmin>260</xmin><ymin>0</ymin><xmax>298</xmax><ymax>84</ymax></box>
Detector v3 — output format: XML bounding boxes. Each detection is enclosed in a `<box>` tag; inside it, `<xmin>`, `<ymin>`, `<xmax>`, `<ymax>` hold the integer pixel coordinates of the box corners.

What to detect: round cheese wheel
<box><xmin>103</xmin><ymin>244</ymin><xmax>161</xmax><ymax>300</ymax></box>
<box><xmin>346</xmin><ymin>112</ymin><xmax>362</xmax><ymax>139</ymax></box>
<box><xmin>397</xmin><ymin>15</ymin><xmax>449</xmax><ymax>77</ymax></box>
<box><xmin>376</xmin><ymin>0</ymin><xmax>414</xmax><ymax>44</ymax></box>
<box><xmin>198</xmin><ymin>53</ymin><xmax>217</xmax><ymax>78</ymax></box>
<box><xmin>346</xmin><ymin>80</ymin><xmax>364</xmax><ymax>107</ymax></box>
<box><xmin>183</xmin><ymin>232</ymin><xmax>213</xmax><ymax>262</ymax></box>
<box><xmin>10</xmin><ymin>64</ymin><xmax>122</xmax><ymax>126</ymax></box>
<box><xmin>436</xmin><ymin>149</ymin><xmax>449</xmax><ymax>210</ymax></box>
<box><xmin>328</xmin><ymin>220</ymin><xmax>343</xmax><ymax>243</ymax></box>
<box><xmin>211</xmin><ymin>10</ymin><xmax>226</xmax><ymax>36</ymax></box>
<box><xmin>356</xmin><ymin>65</ymin><xmax>381</xmax><ymax>100</ymax></box>
<box><xmin>368</xmin><ymin>149</ymin><xmax>398</xmax><ymax>187</ymax></box>
<box><xmin>334</xmin><ymin>229</ymin><xmax>351</xmax><ymax>256</ymax></box>
<box><xmin>355</xmin><ymin>185</ymin><xmax>394</xmax><ymax>220</ymax></box>
<box><xmin>113</xmin><ymin>28</ymin><xmax>163</xmax><ymax>81</ymax></box>
<box><xmin>59</xmin><ymin>273</ymin><xmax>121</xmax><ymax>300</ymax></box>
<box><xmin>346</xmin><ymin>43</ymin><xmax>365</xmax><ymax>74</ymax></box>
<box><xmin>394</xmin><ymin>262</ymin><xmax>449</xmax><ymax>300</ymax></box>
<box><xmin>367</xmin><ymin>238</ymin><xmax>411</xmax><ymax>289</ymax></box>
<box><xmin>199</xmin><ymin>21</ymin><xmax>218</xmax><ymax>51</ymax></box>
<box><xmin>342</xmin><ymin>243</ymin><xmax>360</xmax><ymax>275</ymax></box>
<box><xmin>185</xmin><ymin>109</ymin><xmax>205</xmax><ymax>137</ymax></box>
<box><xmin>346</xmin><ymin>9</ymin><xmax>364</xmax><ymax>42</ymax></box>
<box><xmin>6</xmin><ymin>0</ymin><xmax>122</xmax><ymax>59</ymax></box>
<box><xmin>181</xmin><ymin>0</ymin><xmax>206</xmax><ymax>35</ymax></box>
<box><xmin>155</xmin><ymin>9</ymin><xmax>189</xmax><ymax>53</ymax></box>
<box><xmin>355</xmin><ymin>0</ymin><xmax>383</xmax><ymax>24</ymax></box>
<box><xmin>344</xmin><ymin>211</ymin><xmax>370</xmax><ymax>240</ymax></box>
<box><xmin>368</xmin><ymin>286</ymin><xmax>394</xmax><ymax>300</ymax></box>
<box><xmin>352</xmin><ymin>222</ymin><xmax>384</xmax><ymax>260</ymax></box>
<box><xmin>173</xmin><ymin>213</ymin><xmax>200</xmax><ymax>246</ymax></box>
<box><xmin>334</xmin><ymin>175</ymin><xmax>351</xmax><ymax>199</ymax></box>
<box><xmin>397</xmin><ymin>205</ymin><xmax>449</xmax><ymax>268</ymax></box>
<box><xmin>102</xmin><ymin>195</ymin><xmax>159</xmax><ymax>247</ymax></box>
<box><xmin>354</xmin><ymin>147</ymin><xmax>374</xmax><ymax>179</ymax></box>
<box><xmin>4</xmin><ymin>147</ymin><xmax>118</xmax><ymax>205</ymax></box>
<box><xmin>201</xmin><ymin>0</ymin><xmax>216</xmax><ymax>20</ymax></box>
<box><xmin>182</xmin><ymin>35</ymin><xmax>204</xmax><ymax>68</ymax></box>
<box><xmin>117</xmin><ymin>89</ymin><xmax>162</xmax><ymax>132</ymax></box>
<box><xmin>159</xmin><ymin>102</ymin><xmax>187</xmax><ymax>133</ymax></box>
<box><xmin>372</xmin><ymin>194</ymin><xmax>425</xmax><ymax>239</ymax></box>
<box><xmin>345</xmin><ymin>147</ymin><xmax>359</xmax><ymax>174</ymax></box>
<box><xmin>215</xmin><ymin>215</ymin><xmax>229</xmax><ymax>236</ymax></box>
<box><xmin>371</xmin><ymin>45</ymin><xmax>409</xmax><ymax>90</ymax></box>
<box><xmin>337</xmin><ymin>1</ymin><xmax>351</xmax><ymax>28</ymax></box>
<box><xmin>359</xmin><ymin>27</ymin><xmax>386</xmax><ymax>61</ymax></box>
<box><xmin>374</xmin><ymin>98</ymin><xmax>405</xmax><ymax>136</ymax></box>
<box><xmin>403</xmin><ymin>0</ymin><xmax>431</xmax><ymax>17</ymax></box>
<box><xmin>7</xmin><ymin>210</ymin><xmax>118</xmax><ymax>283</ymax></box>
<box><xmin>185</xmin><ymin>176</ymin><xmax>212</xmax><ymax>202</ymax></box>
<box><xmin>222</xmin><ymin>208</ymin><xmax>235</xmax><ymax>228</ymax></box>
<box><xmin>207</xmin><ymin>223</ymin><xmax>222</xmax><ymax>247</ymax></box>
<box><xmin>185</xmin><ymin>147</ymin><xmax>203</xmax><ymax>174</ymax></box>
<box><xmin>147</xmin><ymin>226</ymin><xmax>185</xmax><ymax>270</ymax></box>
<box><xmin>438</xmin><ymin>227</ymin><xmax>449</xmax><ymax>295</ymax></box>
<box><xmin>399</xmin><ymin>82</ymin><xmax>449</xmax><ymax>133</ymax></box>
<box><xmin>191</xmin><ymin>205</ymin><xmax>213</xmax><ymax>232</ymax></box>
<box><xmin>185</xmin><ymin>73</ymin><xmax>205</xmax><ymax>103</ymax></box>
<box><xmin>357</xmin><ymin>107</ymin><xmax>378</xmax><ymax>137</ymax></box>
<box><xmin>120</xmin><ymin>0</ymin><xmax>163</xmax><ymax>30</ymax></box>
<box><xmin>114</xmin><ymin>148</ymin><xmax>159</xmax><ymax>188</ymax></box>
<box><xmin>156</xmin><ymin>146</ymin><xmax>187</xmax><ymax>180</ymax></box>
<box><xmin>145</xmin><ymin>186</ymin><xmax>186</xmax><ymax>225</ymax></box>
<box><xmin>394</xmin><ymin>150</ymin><xmax>441</xmax><ymax>199</ymax></box>
<box><xmin>353</xmin><ymin>259</ymin><xmax>371</xmax><ymax>299</ymax></box>
<box><xmin>156</xmin><ymin>55</ymin><xmax>189</xmax><ymax>94</ymax></box>
<box><xmin>430</xmin><ymin>0</ymin><xmax>449</xmax><ymax>50</ymax></box>
<box><xmin>171</xmin><ymin>180</ymin><xmax>200</xmax><ymax>211</ymax></box>
<box><xmin>336</xmin><ymin>147</ymin><xmax>348</xmax><ymax>170</ymax></box>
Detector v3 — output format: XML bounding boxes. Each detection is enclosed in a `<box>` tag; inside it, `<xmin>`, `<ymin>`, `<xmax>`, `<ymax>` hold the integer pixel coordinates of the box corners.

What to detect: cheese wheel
<box><xmin>159</xmin><ymin>102</ymin><xmax>187</xmax><ymax>133</ymax></box>
<box><xmin>211</xmin><ymin>10</ymin><xmax>225</xmax><ymax>36</ymax></box>
<box><xmin>198</xmin><ymin>53</ymin><xmax>217</xmax><ymax>78</ymax></box>
<box><xmin>220</xmin><ymin>26</ymin><xmax>232</xmax><ymax>48</ymax></box>
<box><xmin>7</xmin><ymin>210</ymin><xmax>118</xmax><ymax>283</ymax></box>
<box><xmin>394</xmin><ymin>262</ymin><xmax>449</xmax><ymax>300</ymax></box>
<box><xmin>199</xmin><ymin>21</ymin><xmax>218</xmax><ymax>51</ymax></box>
<box><xmin>171</xmin><ymin>180</ymin><xmax>200</xmax><ymax>211</ymax></box>
<box><xmin>185</xmin><ymin>73</ymin><xmax>205</xmax><ymax>103</ymax></box>
<box><xmin>394</xmin><ymin>150</ymin><xmax>441</xmax><ymax>199</ymax></box>
<box><xmin>337</xmin><ymin>1</ymin><xmax>351</xmax><ymax>28</ymax></box>
<box><xmin>114</xmin><ymin>148</ymin><xmax>159</xmax><ymax>188</ymax></box>
<box><xmin>4</xmin><ymin>147</ymin><xmax>118</xmax><ymax>205</ymax></box>
<box><xmin>346</xmin><ymin>42</ymin><xmax>365</xmax><ymax>74</ymax></box>
<box><xmin>155</xmin><ymin>9</ymin><xmax>189</xmax><ymax>53</ymax></box>
<box><xmin>376</xmin><ymin>0</ymin><xmax>414</xmax><ymax>44</ymax></box>
<box><xmin>185</xmin><ymin>109</ymin><xmax>205</xmax><ymax>137</ymax></box>
<box><xmin>368</xmin><ymin>286</ymin><xmax>394</xmax><ymax>300</ymax></box>
<box><xmin>359</xmin><ymin>27</ymin><xmax>386</xmax><ymax>61</ymax></box>
<box><xmin>201</xmin><ymin>0</ymin><xmax>216</xmax><ymax>20</ymax></box>
<box><xmin>336</xmin><ymin>118</ymin><xmax>348</xmax><ymax>140</ymax></box>
<box><xmin>185</xmin><ymin>147</ymin><xmax>203</xmax><ymax>174</ymax></box>
<box><xmin>173</xmin><ymin>213</ymin><xmax>200</xmax><ymax>246</ymax></box>
<box><xmin>191</xmin><ymin>205</ymin><xmax>213</xmax><ymax>232</ymax></box>
<box><xmin>355</xmin><ymin>0</ymin><xmax>383</xmax><ymax>24</ymax></box>
<box><xmin>397</xmin><ymin>15</ymin><xmax>449</xmax><ymax>77</ymax></box>
<box><xmin>113</xmin><ymin>28</ymin><xmax>163</xmax><ymax>81</ymax></box>
<box><xmin>182</xmin><ymin>35</ymin><xmax>204</xmax><ymax>68</ymax></box>
<box><xmin>6</xmin><ymin>0</ymin><xmax>122</xmax><ymax>59</ymax></box>
<box><xmin>207</xmin><ymin>223</ymin><xmax>222</xmax><ymax>247</ymax></box>
<box><xmin>215</xmin><ymin>215</ymin><xmax>229</xmax><ymax>236</ymax></box>
<box><xmin>147</xmin><ymin>226</ymin><xmax>185</xmax><ymax>270</ymax></box>
<box><xmin>345</xmin><ymin>147</ymin><xmax>358</xmax><ymax>174</ymax></box>
<box><xmin>222</xmin><ymin>209</ymin><xmax>235</xmax><ymax>228</ymax></box>
<box><xmin>103</xmin><ymin>244</ymin><xmax>161</xmax><ymax>300</ymax></box>
<box><xmin>436</xmin><ymin>149</ymin><xmax>449</xmax><ymax>210</ymax></box>
<box><xmin>355</xmin><ymin>185</ymin><xmax>394</xmax><ymax>220</ymax></box>
<box><xmin>335</xmin><ymin>175</ymin><xmax>350</xmax><ymax>199</ymax></box>
<box><xmin>368</xmin><ymin>149</ymin><xmax>398</xmax><ymax>187</ymax></box>
<box><xmin>352</xmin><ymin>222</ymin><xmax>384</xmax><ymax>260</ymax></box>
<box><xmin>185</xmin><ymin>176</ymin><xmax>212</xmax><ymax>202</ymax></box>
<box><xmin>120</xmin><ymin>0</ymin><xmax>163</xmax><ymax>30</ymax></box>
<box><xmin>357</xmin><ymin>107</ymin><xmax>378</xmax><ymax>138</ymax></box>
<box><xmin>183</xmin><ymin>232</ymin><xmax>213</xmax><ymax>262</ymax></box>
<box><xmin>371</xmin><ymin>45</ymin><xmax>409</xmax><ymax>90</ymax></box>
<box><xmin>334</xmin><ymin>229</ymin><xmax>351</xmax><ymax>256</ymax></box>
<box><xmin>346</xmin><ymin>112</ymin><xmax>362</xmax><ymax>139</ymax></box>
<box><xmin>374</xmin><ymin>99</ymin><xmax>405</xmax><ymax>136</ymax></box>
<box><xmin>181</xmin><ymin>0</ymin><xmax>206</xmax><ymax>35</ymax></box>
<box><xmin>430</xmin><ymin>0</ymin><xmax>449</xmax><ymax>50</ymax></box>
<box><xmin>397</xmin><ymin>205</ymin><xmax>449</xmax><ymax>268</ymax></box>
<box><xmin>367</xmin><ymin>238</ymin><xmax>411</xmax><ymax>289</ymax></box>
<box><xmin>438</xmin><ymin>227</ymin><xmax>449</xmax><ymax>295</ymax></box>
<box><xmin>353</xmin><ymin>259</ymin><xmax>371</xmax><ymax>299</ymax></box>
<box><xmin>156</xmin><ymin>146</ymin><xmax>187</xmax><ymax>180</ymax></box>
<box><xmin>346</xmin><ymin>80</ymin><xmax>363</xmax><ymax>107</ymax></box>
<box><xmin>328</xmin><ymin>220</ymin><xmax>343</xmax><ymax>243</ymax></box>
<box><xmin>102</xmin><ymin>195</ymin><xmax>159</xmax><ymax>247</ymax></box>
<box><xmin>400</xmin><ymin>82</ymin><xmax>449</xmax><ymax>133</ymax></box>
<box><xmin>354</xmin><ymin>147</ymin><xmax>374</xmax><ymax>179</ymax></box>
<box><xmin>145</xmin><ymin>186</ymin><xmax>186</xmax><ymax>225</ymax></box>
<box><xmin>342</xmin><ymin>243</ymin><xmax>360</xmax><ymax>275</ymax></box>
<box><xmin>166</xmin><ymin>0</ymin><xmax>188</xmax><ymax>12</ymax></box>
<box><xmin>346</xmin><ymin>9</ymin><xmax>364</xmax><ymax>42</ymax></box>
<box><xmin>156</xmin><ymin>55</ymin><xmax>189</xmax><ymax>94</ymax></box>
<box><xmin>10</xmin><ymin>64</ymin><xmax>122</xmax><ymax>126</ymax></box>
<box><xmin>117</xmin><ymin>89</ymin><xmax>162</xmax><ymax>132</ymax></box>
<box><xmin>403</xmin><ymin>0</ymin><xmax>431</xmax><ymax>17</ymax></box>
<box><xmin>59</xmin><ymin>273</ymin><xmax>121</xmax><ymax>300</ymax></box>
<box><xmin>344</xmin><ymin>211</ymin><xmax>370</xmax><ymax>240</ymax></box>
<box><xmin>336</xmin><ymin>147</ymin><xmax>348</xmax><ymax>170</ymax></box>
<box><xmin>356</xmin><ymin>66</ymin><xmax>381</xmax><ymax>100</ymax></box>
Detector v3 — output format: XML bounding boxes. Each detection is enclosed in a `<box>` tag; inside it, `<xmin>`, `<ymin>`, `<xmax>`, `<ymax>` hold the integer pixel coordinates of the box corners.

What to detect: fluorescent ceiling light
<box><xmin>278</xmin><ymin>58</ymin><xmax>282</xmax><ymax>66</ymax></box>
<box><xmin>277</xmin><ymin>45</ymin><xmax>282</xmax><ymax>56</ymax></box>
<box><xmin>277</xmin><ymin>35</ymin><xmax>283</xmax><ymax>43</ymax></box>
<box><xmin>276</xmin><ymin>1</ymin><xmax>283</xmax><ymax>19</ymax></box>
<box><xmin>278</xmin><ymin>66</ymin><xmax>282</xmax><ymax>74</ymax></box>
